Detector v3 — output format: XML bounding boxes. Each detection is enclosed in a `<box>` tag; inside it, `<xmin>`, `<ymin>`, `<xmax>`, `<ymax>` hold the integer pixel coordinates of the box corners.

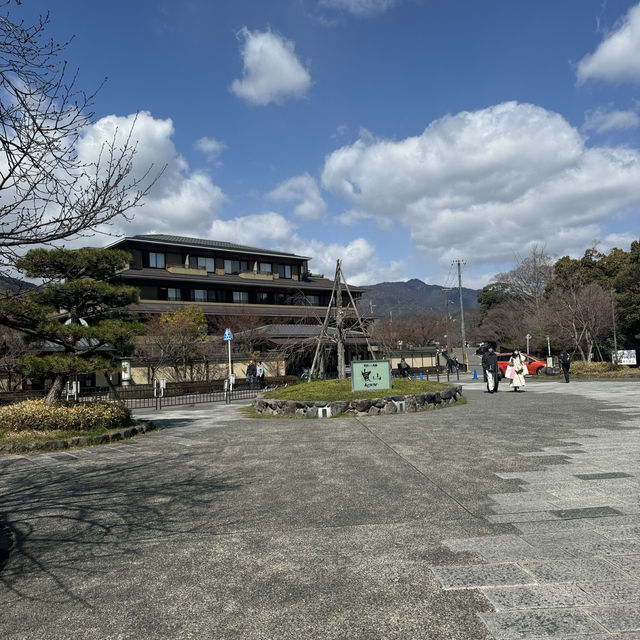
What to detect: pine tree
<box><xmin>0</xmin><ymin>248</ymin><xmax>145</xmax><ymax>403</ymax></box>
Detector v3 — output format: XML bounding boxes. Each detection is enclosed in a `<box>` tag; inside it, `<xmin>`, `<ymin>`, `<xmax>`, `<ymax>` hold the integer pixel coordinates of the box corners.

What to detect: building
<box><xmin>106</xmin><ymin>234</ymin><xmax>369</xmax><ymax>380</ymax></box>
<box><xmin>108</xmin><ymin>234</ymin><xmax>365</xmax><ymax>322</ymax></box>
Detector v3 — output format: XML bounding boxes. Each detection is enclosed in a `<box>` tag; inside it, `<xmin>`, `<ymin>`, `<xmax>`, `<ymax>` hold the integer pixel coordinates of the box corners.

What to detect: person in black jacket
<box><xmin>481</xmin><ymin>346</ymin><xmax>500</xmax><ymax>393</ymax></box>
<box><xmin>398</xmin><ymin>357</ymin><xmax>411</xmax><ymax>378</ymax></box>
<box><xmin>559</xmin><ymin>349</ymin><xmax>571</xmax><ymax>383</ymax></box>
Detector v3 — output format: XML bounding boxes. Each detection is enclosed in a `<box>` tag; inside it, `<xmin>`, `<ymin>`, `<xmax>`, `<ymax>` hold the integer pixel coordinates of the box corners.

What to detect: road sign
<box><xmin>223</xmin><ymin>328</ymin><xmax>233</xmax><ymax>341</ymax></box>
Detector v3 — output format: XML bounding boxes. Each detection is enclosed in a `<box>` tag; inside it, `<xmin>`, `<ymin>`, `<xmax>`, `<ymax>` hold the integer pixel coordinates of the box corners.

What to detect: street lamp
<box><xmin>526</xmin><ymin>333</ymin><xmax>531</xmax><ymax>354</ymax></box>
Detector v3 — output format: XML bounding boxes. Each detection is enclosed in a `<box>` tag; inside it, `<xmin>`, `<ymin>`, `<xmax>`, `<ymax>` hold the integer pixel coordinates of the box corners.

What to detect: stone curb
<box><xmin>0</xmin><ymin>419</ymin><xmax>157</xmax><ymax>453</ymax></box>
<box><xmin>254</xmin><ymin>384</ymin><xmax>463</xmax><ymax>418</ymax></box>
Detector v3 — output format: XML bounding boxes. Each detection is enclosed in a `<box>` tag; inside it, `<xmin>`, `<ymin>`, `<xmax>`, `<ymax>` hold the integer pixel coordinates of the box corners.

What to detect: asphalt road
<box><xmin>2</xmin><ymin>378</ymin><xmax>640</xmax><ymax>639</ymax></box>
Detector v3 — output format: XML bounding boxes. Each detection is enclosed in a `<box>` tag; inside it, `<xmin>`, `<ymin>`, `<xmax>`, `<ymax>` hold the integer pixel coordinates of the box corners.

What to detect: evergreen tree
<box><xmin>0</xmin><ymin>248</ymin><xmax>145</xmax><ymax>403</ymax></box>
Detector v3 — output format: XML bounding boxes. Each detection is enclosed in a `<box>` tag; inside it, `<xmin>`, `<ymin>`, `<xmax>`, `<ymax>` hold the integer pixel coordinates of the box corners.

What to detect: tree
<box><xmin>0</xmin><ymin>5</ymin><xmax>157</xmax><ymax>268</ymax></box>
<box><xmin>0</xmin><ymin>247</ymin><xmax>145</xmax><ymax>403</ymax></box>
<box><xmin>136</xmin><ymin>306</ymin><xmax>210</xmax><ymax>382</ymax></box>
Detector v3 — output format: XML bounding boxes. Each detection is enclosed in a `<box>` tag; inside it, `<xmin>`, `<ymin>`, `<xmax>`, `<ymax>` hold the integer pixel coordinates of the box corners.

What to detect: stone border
<box><xmin>254</xmin><ymin>384</ymin><xmax>463</xmax><ymax>418</ymax></box>
<box><xmin>0</xmin><ymin>419</ymin><xmax>156</xmax><ymax>453</ymax></box>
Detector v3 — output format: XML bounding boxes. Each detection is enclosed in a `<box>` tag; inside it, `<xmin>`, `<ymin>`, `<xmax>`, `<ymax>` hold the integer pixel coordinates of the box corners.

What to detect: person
<box><xmin>256</xmin><ymin>361</ymin><xmax>265</xmax><ymax>389</ymax></box>
<box><xmin>398</xmin><ymin>357</ymin><xmax>411</xmax><ymax>377</ymax></box>
<box><xmin>508</xmin><ymin>349</ymin><xmax>527</xmax><ymax>392</ymax></box>
<box><xmin>481</xmin><ymin>346</ymin><xmax>499</xmax><ymax>393</ymax></box>
<box><xmin>246</xmin><ymin>360</ymin><xmax>257</xmax><ymax>389</ymax></box>
<box><xmin>559</xmin><ymin>349</ymin><xmax>571</xmax><ymax>383</ymax></box>
<box><xmin>451</xmin><ymin>356</ymin><xmax>460</xmax><ymax>372</ymax></box>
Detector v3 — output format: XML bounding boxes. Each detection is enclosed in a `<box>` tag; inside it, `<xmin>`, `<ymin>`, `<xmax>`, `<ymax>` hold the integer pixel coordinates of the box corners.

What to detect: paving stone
<box><xmin>550</xmin><ymin>506</ymin><xmax>624</xmax><ymax>519</ymax></box>
<box><xmin>587</xmin><ymin>604</ymin><xmax>640</xmax><ymax>633</ymax></box>
<box><xmin>574</xmin><ymin>472</ymin><xmax>634</xmax><ymax>480</ymax></box>
<box><xmin>430</xmin><ymin>563</ymin><xmax>536</xmax><ymax>590</ymax></box>
<box><xmin>485</xmin><ymin>512</ymin><xmax>560</xmax><ymax>525</ymax></box>
<box><xmin>578</xmin><ymin>580</ymin><xmax>640</xmax><ymax>604</ymax></box>
<box><xmin>605</xmin><ymin>554</ymin><xmax>640</xmax><ymax>575</ymax></box>
<box><xmin>479</xmin><ymin>608</ymin><xmax>606</xmax><ymax>639</ymax></box>
<box><xmin>519</xmin><ymin>557</ymin><xmax>628</xmax><ymax>583</ymax></box>
<box><xmin>480</xmin><ymin>583</ymin><xmax>595</xmax><ymax>610</ymax></box>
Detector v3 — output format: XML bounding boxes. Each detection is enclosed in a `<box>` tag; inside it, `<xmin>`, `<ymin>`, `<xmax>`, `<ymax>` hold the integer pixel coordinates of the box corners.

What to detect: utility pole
<box><xmin>454</xmin><ymin>260</ymin><xmax>468</xmax><ymax>371</ymax></box>
<box><xmin>611</xmin><ymin>289</ymin><xmax>618</xmax><ymax>363</ymax></box>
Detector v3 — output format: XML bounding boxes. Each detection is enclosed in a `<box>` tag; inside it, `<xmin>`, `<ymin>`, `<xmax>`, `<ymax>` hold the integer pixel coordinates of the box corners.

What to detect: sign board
<box><xmin>351</xmin><ymin>360</ymin><xmax>392</xmax><ymax>392</ymax></box>
<box><xmin>223</xmin><ymin>328</ymin><xmax>233</xmax><ymax>341</ymax></box>
<box><xmin>616</xmin><ymin>350</ymin><xmax>637</xmax><ymax>365</ymax></box>
<box><xmin>121</xmin><ymin>360</ymin><xmax>131</xmax><ymax>381</ymax></box>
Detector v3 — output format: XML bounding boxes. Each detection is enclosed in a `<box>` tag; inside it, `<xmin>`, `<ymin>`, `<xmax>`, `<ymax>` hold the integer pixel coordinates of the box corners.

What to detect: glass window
<box><xmin>233</xmin><ymin>291</ymin><xmax>248</xmax><ymax>303</ymax></box>
<box><xmin>192</xmin><ymin>289</ymin><xmax>207</xmax><ymax>302</ymax></box>
<box><xmin>224</xmin><ymin>260</ymin><xmax>249</xmax><ymax>274</ymax></box>
<box><xmin>258</xmin><ymin>262</ymin><xmax>272</xmax><ymax>274</ymax></box>
<box><xmin>257</xmin><ymin>292</ymin><xmax>270</xmax><ymax>304</ymax></box>
<box><xmin>305</xmin><ymin>294</ymin><xmax>320</xmax><ymax>306</ymax></box>
<box><xmin>149</xmin><ymin>252</ymin><xmax>165</xmax><ymax>268</ymax></box>
<box><xmin>278</xmin><ymin>264</ymin><xmax>292</xmax><ymax>279</ymax></box>
<box><xmin>168</xmin><ymin>288</ymin><xmax>181</xmax><ymax>301</ymax></box>
<box><xmin>196</xmin><ymin>256</ymin><xmax>215</xmax><ymax>272</ymax></box>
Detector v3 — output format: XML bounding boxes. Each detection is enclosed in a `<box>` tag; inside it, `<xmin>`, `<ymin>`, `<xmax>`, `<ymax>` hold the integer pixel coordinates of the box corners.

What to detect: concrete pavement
<box><xmin>2</xmin><ymin>378</ymin><xmax>640</xmax><ymax>638</ymax></box>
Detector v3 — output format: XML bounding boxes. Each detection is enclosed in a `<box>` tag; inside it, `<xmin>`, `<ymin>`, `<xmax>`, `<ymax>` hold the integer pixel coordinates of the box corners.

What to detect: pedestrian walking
<box><xmin>481</xmin><ymin>346</ymin><xmax>500</xmax><ymax>393</ymax></box>
<box><xmin>257</xmin><ymin>361</ymin><xmax>265</xmax><ymax>389</ymax></box>
<box><xmin>508</xmin><ymin>349</ymin><xmax>527</xmax><ymax>392</ymax></box>
<box><xmin>559</xmin><ymin>349</ymin><xmax>571</xmax><ymax>383</ymax></box>
<box><xmin>246</xmin><ymin>360</ymin><xmax>257</xmax><ymax>389</ymax></box>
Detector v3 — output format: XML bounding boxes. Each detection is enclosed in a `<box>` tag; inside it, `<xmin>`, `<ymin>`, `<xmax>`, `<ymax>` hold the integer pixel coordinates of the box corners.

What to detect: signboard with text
<box><xmin>351</xmin><ymin>360</ymin><xmax>392</xmax><ymax>393</ymax></box>
<box><xmin>616</xmin><ymin>350</ymin><xmax>637</xmax><ymax>365</ymax></box>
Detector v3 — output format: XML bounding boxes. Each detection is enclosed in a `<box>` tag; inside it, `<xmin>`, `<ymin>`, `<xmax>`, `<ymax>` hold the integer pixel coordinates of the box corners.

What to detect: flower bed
<box><xmin>253</xmin><ymin>384</ymin><xmax>463</xmax><ymax>418</ymax></box>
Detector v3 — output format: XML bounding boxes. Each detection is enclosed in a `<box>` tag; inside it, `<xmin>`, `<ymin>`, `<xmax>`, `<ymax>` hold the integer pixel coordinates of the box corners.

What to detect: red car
<box><xmin>495</xmin><ymin>353</ymin><xmax>546</xmax><ymax>378</ymax></box>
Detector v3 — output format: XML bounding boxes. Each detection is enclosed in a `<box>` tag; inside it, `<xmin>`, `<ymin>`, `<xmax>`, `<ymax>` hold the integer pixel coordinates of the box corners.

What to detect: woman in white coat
<box><xmin>508</xmin><ymin>349</ymin><xmax>527</xmax><ymax>392</ymax></box>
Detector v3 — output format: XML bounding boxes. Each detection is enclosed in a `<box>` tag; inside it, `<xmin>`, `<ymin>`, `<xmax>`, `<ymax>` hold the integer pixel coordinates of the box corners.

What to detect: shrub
<box><xmin>570</xmin><ymin>361</ymin><xmax>623</xmax><ymax>374</ymax></box>
<box><xmin>0</xmin><ymin>400</ymin><xmax>132</xmax><ymax>433</ymax></box>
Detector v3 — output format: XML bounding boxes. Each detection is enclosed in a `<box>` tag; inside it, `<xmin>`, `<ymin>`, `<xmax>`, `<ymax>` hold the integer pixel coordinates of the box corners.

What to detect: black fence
<box><xmin>0</xmin><ymin>382</ymin><xmax>267</xmax><ymax>411</ymax></box>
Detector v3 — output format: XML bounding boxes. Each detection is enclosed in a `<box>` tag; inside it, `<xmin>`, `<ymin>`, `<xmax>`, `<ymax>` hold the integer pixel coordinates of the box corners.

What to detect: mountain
<box><xmin>357</xmin><ymin>278</ymin><xmax>479</xmax><ymax>319</ymax></box>
<box><xmin>0</xmin><ymin>274</ymin><xmax>36</xmax><ymax>295</ymax></box>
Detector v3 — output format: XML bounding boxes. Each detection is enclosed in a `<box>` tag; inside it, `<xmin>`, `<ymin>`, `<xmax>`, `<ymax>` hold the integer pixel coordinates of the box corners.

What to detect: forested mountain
<box><xmin>357</xmin><ymin>278</ymin><xmax>479</xmax><ymax>319</ymax></box>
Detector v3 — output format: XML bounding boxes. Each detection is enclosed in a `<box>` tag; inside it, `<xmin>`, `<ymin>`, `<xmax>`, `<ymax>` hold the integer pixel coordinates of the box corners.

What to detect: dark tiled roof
<box><xmin>110</xmin><ymin>234</ymin><xmax>312</xmax><ymax>260</ymax></box>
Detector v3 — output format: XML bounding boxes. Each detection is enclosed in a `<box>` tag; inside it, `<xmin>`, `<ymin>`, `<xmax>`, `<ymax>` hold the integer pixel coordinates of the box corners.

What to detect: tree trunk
<box><xmin>45</xmin><ymin>374</ymin><xmax>66</xmax><ymax>405</ymax></box>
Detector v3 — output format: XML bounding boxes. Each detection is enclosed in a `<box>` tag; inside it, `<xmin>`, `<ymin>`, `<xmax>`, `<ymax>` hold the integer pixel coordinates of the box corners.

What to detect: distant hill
<box><xmin>0</xmin><ymin>274</ymin><xmax>36</xmax><ymax>295</ymax></box>
<box><xmin>357</xmin><ymin>278</ymin><xmax>479</xmax><ymax>319</ymax></box>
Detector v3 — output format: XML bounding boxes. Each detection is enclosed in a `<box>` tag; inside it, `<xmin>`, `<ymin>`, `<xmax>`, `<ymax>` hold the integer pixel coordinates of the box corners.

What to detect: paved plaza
<box><xmin>2</xmin><ymin>379</ymin><xmax>640</xmax><ymax>639</ymax></box>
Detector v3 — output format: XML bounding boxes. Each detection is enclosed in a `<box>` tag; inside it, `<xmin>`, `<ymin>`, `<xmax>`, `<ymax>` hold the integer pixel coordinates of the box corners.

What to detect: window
<box><xmin>257</xmin><ymin>292</ymin><xmax>270</xmax><ymax>304</ymax></box>
<box><xmin>191</xmin><ymin>289</ymin><xmax>216</xmax><ymax>302</ymax></box>
<box><xmin>168</xmin><ymin>288</ymin><xmax>181</xmax><ymax>301</ymax></box>
<box><xmin>149</xmin><ymin>252</ymin><xmax>165</xmax><ymax>268</ymax></box>
<box><xmin>278</xmin><ymin>264</ymin><xmax>292</xmax><ymax>279</ymax></box>
<box><xmin>196</xmin><ymin>256</ymin><xmax>215</xmax><ymax>272</ymax></box>
<box><xmin>224</xmin><ymin>259</ymin><xmax>249</xmax><ymax>274</ymax></box>
<box><xmin>233</xmin><ymin>291</ymin><xmax>248</xmax><ymax>303</ymax></box>
<box><xmin>258</xmin><ymin>262</ymin><xmax>272</xmax><ymax>275</ymax></box>
<box><xmin>305</xmin><ymin>294</ymin><xmax>320</xmax><ymax>306</ymax></box>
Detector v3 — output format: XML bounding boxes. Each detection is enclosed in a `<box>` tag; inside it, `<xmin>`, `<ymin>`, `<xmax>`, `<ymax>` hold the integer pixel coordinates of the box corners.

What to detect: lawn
<box><xmin>263</xmin><ymin>377</ymin><xmax>449</xmax><ymax>402</ymax></box>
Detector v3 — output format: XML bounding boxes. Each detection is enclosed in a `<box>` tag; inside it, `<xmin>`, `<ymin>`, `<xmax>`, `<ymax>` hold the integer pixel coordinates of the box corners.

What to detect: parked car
<box><xmin>495</xmin><ymin>353</ymin><xmax>546</xmax><ymax>378</ymax></box>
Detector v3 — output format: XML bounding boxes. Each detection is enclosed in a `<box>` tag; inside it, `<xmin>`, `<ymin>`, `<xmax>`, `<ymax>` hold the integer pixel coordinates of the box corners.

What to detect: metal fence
<box><xmin>0</xmin><ymin>382</ymin><xmax>265</xmax><ymax>411</ymax></box>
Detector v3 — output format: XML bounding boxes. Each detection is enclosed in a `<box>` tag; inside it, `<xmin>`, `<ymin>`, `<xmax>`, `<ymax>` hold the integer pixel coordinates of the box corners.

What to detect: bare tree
<box><xmin>0</xmin><ymin>6</ymin><xmax>157</xmax><ymax>268</ymax></box>
<box><xmin>494</xmin><ymin>244</ymin><xmax>555</xmax><ymax>313</ymax></box>
<box><xmin>545</xmin><ymin>283</ymin><xmax>613</xmax><ymax>361</ymax></box>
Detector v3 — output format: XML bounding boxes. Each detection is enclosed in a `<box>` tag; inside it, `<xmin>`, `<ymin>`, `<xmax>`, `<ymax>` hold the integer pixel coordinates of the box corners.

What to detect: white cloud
<box><xmin>209</xmin><ymin>212</ymin><xmax>404</xmax><ymax>285</ymax></box>
<box><xmin>577</xmin><ymin>3</ymin><xmax>640</xmax><ymax>84</ymax></box>
<box><xmin>230</xmin><ymin>28</ymin><xmax>311</xmax><ymax>106</ymax></box>
<box><xmin>584</xmin><ymin>106</ymin><xmax>640</xmax><ymax>133</ymax></box>
<box><xmin>320</xmin><ymin>0</ymin><xmax>398</xmax><ymax>16</ymax></box>
<box><xmin>77</xmin><ymin>111</ymin><xmax>226</xmax><ymax>237</ymax></box>
<box><xmin>321</xmin><ymin>101</ymin><xmax>640</xmax><ymax>268</ymax></box>
<box><xmin>268</xmin><ymin>173</ymin><xmax>326</xmax><ymax>220</ymax></box>
<box><xmin>195</xmin><ymin>136</ymin><xmax>227</xmax><ymax>162</ymax></box>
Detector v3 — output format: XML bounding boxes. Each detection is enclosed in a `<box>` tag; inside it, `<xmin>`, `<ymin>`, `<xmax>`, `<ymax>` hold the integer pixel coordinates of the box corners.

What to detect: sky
<box><xmin>16</xmin><ymin>0</ymin><xmax>640</xmax><ymax>289</ymax></box>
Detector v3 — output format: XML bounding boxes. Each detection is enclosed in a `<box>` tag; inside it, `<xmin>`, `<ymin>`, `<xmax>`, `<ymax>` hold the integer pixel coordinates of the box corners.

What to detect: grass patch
<box><xmin>568</xmin><ymin>361</ymin><xmax>640</xmax><ymax>379</ymax></box>
<box><xmin>263</xmin><ymin>377</ymin><xmax>449</xmax><ymax>402</ymax></box>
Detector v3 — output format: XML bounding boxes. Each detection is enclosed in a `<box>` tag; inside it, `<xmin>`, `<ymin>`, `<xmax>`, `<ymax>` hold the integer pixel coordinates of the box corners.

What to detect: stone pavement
<box><xmin>1</xmin><ymin>379</ymin><xmax>640</xmax><ymax>638</ymax></box>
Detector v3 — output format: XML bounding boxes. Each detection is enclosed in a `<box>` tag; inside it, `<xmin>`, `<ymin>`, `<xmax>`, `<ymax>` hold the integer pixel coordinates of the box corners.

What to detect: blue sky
<box><xmin>18</xmin><ymin>0</ymin><xmax>640</xmax><ymax>288</ymax></box>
